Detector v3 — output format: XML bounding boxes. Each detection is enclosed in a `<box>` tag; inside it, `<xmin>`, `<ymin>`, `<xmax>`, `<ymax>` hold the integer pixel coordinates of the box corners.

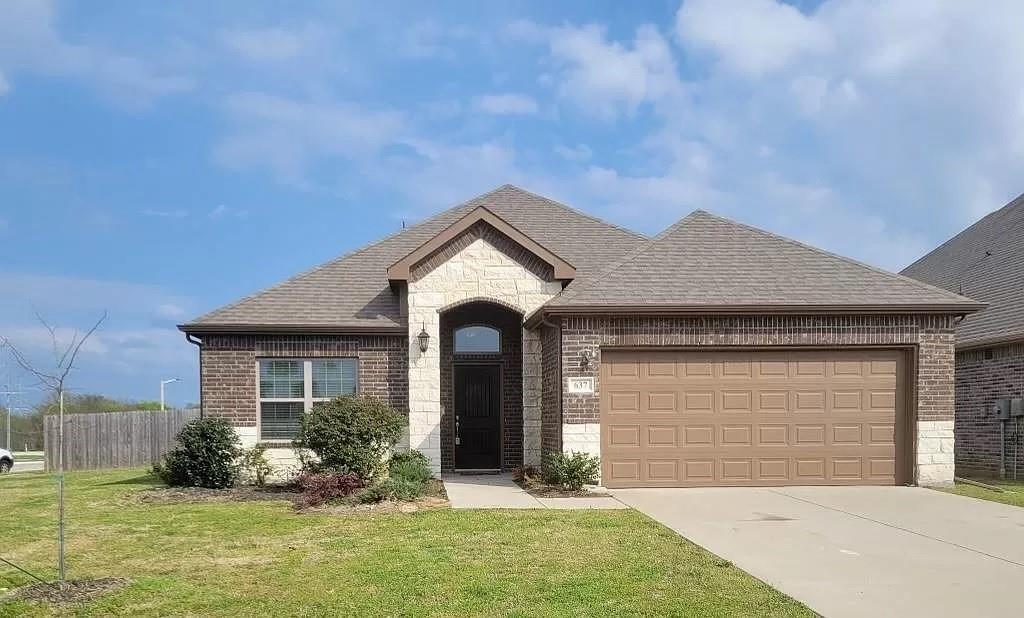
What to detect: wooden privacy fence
<box><xmin>44</xmin><ymin>409</ymin><xmax>199</xmax><ymax>472</ymax></box>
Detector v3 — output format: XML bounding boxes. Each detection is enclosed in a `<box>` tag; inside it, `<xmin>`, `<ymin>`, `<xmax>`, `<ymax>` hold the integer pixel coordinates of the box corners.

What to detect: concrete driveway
<box><xmin>613</xmin><ymin>486</ymin><xmax>1024</xmax><ymax>618</ymax></box>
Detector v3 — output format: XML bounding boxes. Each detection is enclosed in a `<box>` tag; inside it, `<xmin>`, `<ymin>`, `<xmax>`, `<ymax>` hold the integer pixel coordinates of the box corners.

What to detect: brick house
<box><xmin>903</xmin><ymin>192</ymin><xmax>1024</xmax><ymax>478</ymax></box>
<box><xmin>180</xmin><ymin>185</ymin><xmax>982</xmax><ymax>487</ymax></box>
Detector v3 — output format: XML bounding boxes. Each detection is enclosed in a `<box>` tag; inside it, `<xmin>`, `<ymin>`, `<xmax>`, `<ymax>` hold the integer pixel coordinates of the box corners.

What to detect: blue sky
<box><xmin>2</xmin><ymin>0</ymin><xmax>1023</xmax><ymax>407</ymax></box>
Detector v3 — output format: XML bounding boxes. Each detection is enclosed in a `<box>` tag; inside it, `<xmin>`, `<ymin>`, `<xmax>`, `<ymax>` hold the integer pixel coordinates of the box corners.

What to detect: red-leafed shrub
<box><xmin>295</xmin><ymin>471</ymin><xmax>364</xmax><ymax>508</ymax></box>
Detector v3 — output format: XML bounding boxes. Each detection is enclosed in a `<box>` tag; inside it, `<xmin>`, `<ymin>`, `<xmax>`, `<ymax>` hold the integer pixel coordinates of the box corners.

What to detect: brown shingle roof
<box><xmin>902</xmin><ymin>192</ymin><xmax>1024</xmax><ymax>347</ymax></box>
<box><xmin>546</xmin><ymin>210</ymin><xmax>983</xmax><ymax>312</ymax></box>
<box><xmin>181</xmin><ymin>185</ymin><xmax>645</xmax><ymax>332</ymax></box>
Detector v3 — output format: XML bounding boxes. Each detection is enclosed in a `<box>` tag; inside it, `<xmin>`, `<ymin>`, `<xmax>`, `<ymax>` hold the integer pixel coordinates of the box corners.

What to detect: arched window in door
<box><xmin>454</xmin><ymin>325</ymin><xmax>501</xmax><ymax>354</ymax></box>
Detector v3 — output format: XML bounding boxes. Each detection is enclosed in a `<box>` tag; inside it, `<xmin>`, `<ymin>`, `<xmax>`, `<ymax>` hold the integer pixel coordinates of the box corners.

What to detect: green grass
<box><xmin>0</xmin><ymin>469</ymin><xmax>811</xmax><ymax>617</ymax></box>
<box><xmin>935</xmin><ymin>478</ymin><xmax>1024</xmax><ymax>508</ymax></box>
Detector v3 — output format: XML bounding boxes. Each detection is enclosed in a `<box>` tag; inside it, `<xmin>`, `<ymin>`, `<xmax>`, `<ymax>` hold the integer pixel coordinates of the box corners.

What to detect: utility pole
<box><xmin>0</xmin><ymin>388</ymin><xmax>22</xmax><ymax>451</ymax></box>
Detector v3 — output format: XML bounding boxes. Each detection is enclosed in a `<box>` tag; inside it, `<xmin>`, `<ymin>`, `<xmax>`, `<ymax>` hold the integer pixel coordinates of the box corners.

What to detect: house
<box><xmin>902</xmin><ymin>192</ymin><xmax>1024</xmax><ymax>478</ymax></box>
<box><xmin>179</xmin><ymin>185</ymin><xmax>982</xmax><ymax>487</ymax></box>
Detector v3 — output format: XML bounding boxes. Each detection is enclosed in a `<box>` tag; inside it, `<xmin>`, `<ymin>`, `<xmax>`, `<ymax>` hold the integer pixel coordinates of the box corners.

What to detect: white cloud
<box><xmin>676</xmin><ymin>0</ymin><xmax>832</xmax><ymax>76</ymax></box>
<box><xmin>0</xmin><ymin>0</ymin><xmax>192</xmax><ymax>106</ymax></box>
<box><xmin>554</xmin><ymin>144</ymin><xmax>592</xmax><ymax>163</ymax></box>
<box><xmin>208</xmin><ymin>204</ymin><xmax>248</xmax><ymax>220</ymax></box>
<box><xmin>213</xmin><ymin>92</ymin><xmax>405</xmax><ymax>186</ymax></box>
<box><xmin>142</xmin><ymin>209</ymin><xmax>188</xmax><ymax>219</ymax></box>
<box><xmin>521</xmin><ymin>22</ymin><xmax>684</xmax><ymax>119</ymax></box>
<box><xmin>473</xmin><ymin>93</ymin><xmax>538</xmax><ymax>115</ymax></box>
<box><xmin>220</xmin><ymin>25</ymin><xmax>327</xmax><ymax>62</ymax></box>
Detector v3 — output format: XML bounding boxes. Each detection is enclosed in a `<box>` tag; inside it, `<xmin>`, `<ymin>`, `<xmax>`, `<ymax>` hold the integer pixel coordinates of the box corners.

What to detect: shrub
<box><xmin>295</xmin><ymin>395</ymin><xmax>405</xmax><ymax>480</ymax></box>
<box><xmin>542</xmin><ymin>451</ymin><xmax>600</xmax><ymax>491</ymax></box>
<box><xmin>356</xmin><ymin>477</ymin><xmax>424</xmax><ymax>504</ymax></box>
<box><xmin>296</xmin><ymin>471</ymin><xmax>364</xmax><ymax>508</ymax></box>
<box><xmin>156</xmin><ymin>418</ymin><xmax>241</xmax><ymax>489</ymax></box>
<box><xmin>388</xmin><ymin>450</ymin><xmax>432</xmax><ymax>484</ymax></box>
<box><xmin>240</xmin><ymin>443</ymin><xmax>274</xmax><ymax>487</ymax></box>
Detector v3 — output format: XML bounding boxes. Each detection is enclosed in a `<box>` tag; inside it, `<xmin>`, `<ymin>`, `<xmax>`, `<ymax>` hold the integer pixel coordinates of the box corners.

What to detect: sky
<box><xmin>1</xmin><ymin>0</ymin><xmax>1023</xmax><ymax>408</ymax></box>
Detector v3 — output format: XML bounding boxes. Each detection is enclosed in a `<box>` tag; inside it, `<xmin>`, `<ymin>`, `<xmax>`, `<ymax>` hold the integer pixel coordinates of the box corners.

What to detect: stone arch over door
<box><xmin>405</xmin><ymin>232</ymin><xmax>563</xmax><ymax>472</ymax></box>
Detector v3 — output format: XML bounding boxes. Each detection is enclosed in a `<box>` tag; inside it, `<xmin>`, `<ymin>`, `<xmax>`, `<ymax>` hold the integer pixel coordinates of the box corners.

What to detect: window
<box><xmin>258</xmin><ymin>358</ymin><xmax>357</xmax><ymax>440</ymax></box>
<box><xmin>454</xmin><ymin>325</ymin><xmax>501</xmax><ymax>354</ymax></box>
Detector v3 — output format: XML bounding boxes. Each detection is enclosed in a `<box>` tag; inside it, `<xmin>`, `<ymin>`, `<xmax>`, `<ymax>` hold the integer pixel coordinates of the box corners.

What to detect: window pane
<box><xmin>259</xmin><ymin>360</ymin><xmax>304</xmax><ymax>398</ymax></box>
<box><xmin>454</xmin><ymin>326</ymin><xmax>501</xmax><ymax>353</ymax></box>
<box><xmin>260</xmin><ymin>401</ymin><xmax>304</xmax><ymax>440</ymax></box>
<box><xmin>312</xmin><ymin>359</ymin><xmax>357</xmax><ymax>398</ymax></box>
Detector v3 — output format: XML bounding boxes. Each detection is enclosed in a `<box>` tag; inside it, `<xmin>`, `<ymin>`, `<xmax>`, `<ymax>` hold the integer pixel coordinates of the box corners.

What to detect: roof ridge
<box><xmin>693</xmin><ymin>210</ymin><xmax>979</xmax><ymax>304</ymax></box>
<box><xmin>501</xmin><ymin>184</ymin><xmax>647</xmax><ymax>241</ymax></box>
<box><xmin>186</xmin><ymin>185</ymin><xmax>508</xmax><ymax>325</ymax></box>
<box><xmin>902</xmin><ymin>190</ymin><xmax>1024</xmax><ymax>275</ymax></box>
<box><xmin>555</xmin><ymin>210</ymin><xmax>703</xmax><ymax>303</ymax></box>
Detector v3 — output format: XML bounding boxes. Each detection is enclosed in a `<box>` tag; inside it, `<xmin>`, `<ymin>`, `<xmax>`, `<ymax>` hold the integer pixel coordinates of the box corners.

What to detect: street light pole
<box><xmin>160</xmin><ymin>378</ymin><xmax>180</xmax><ymax>412</ymax></box>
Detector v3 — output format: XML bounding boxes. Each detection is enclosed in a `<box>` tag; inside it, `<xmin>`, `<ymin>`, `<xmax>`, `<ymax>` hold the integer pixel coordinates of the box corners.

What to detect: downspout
<box><xmin>540</xmin><ymin>313</ymin><xmax>562</xmax><ymax>455</ymax></box>
<box><xmin>184</xmin><ymin>333</ymin><xmax>203</xmax><ymax>419</ymax></box>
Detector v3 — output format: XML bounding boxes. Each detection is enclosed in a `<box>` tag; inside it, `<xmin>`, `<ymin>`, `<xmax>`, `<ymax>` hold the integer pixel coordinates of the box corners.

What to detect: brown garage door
<box><xmin>600</xmin><ymin>349</ymin><xmax>908</xmax><ymax>488</ymax></box>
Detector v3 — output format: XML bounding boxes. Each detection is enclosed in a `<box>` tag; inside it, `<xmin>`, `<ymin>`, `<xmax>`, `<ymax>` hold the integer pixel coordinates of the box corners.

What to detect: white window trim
<box><xmin>256</xmin><ymin>357</ymin><xmax>358</xmax><ymax>441</ymax></box>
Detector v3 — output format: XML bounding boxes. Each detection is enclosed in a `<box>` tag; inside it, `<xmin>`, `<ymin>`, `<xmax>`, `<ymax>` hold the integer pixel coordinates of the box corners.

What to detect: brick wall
<box><xmin>557</xmin><ymin>314</ymin><xmax>955</xmax><ymax>425</ymax></box>
<box><xmin>540</xmin><ymin>323</ymin><xmax>561</xmax><ymax>459</ymax></box>
<box><xmin>200</xmin><ymin>334</ymin><xmax>408</xmax><ymax>429</ymax></box>
<box><xmin>955</xmin><ymin>342</ymin><xmax>1024</xmax><ymax>478</ymax></box>
<box><xmin>438</xmin><ymin>303</ymin><xmax>523</xmax><ymax>470</ymax></box>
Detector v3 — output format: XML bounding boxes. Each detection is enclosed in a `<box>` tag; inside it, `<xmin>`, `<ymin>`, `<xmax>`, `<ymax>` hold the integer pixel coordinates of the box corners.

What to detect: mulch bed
<box><xmin>135</xmin><ymin>485</ymin><xmax>300</xmax><ymax>504</ymax></box>
<box><xmin>303</xmin><ymin>478</ymin><xmax>450</xmax><ymax>515</ymax></box>
<box><xmin>134</xmin><ymin>479</ymin><xmax>450</xmax><ymax>514</ymax></box>
<box><xmin>6</xmin><ymin>578</ymin><xmax>130</xmax><ymax>604</ymax></box>
<box><xmin>514</xmin><ymin>477</ymin><xmax>610</xmax><ymax>498</ymax></box>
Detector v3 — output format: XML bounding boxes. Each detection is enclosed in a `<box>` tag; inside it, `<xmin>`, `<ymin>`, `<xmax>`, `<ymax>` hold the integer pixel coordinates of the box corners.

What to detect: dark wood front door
<box><xmin>454</xmin><ymin>364</ymin><xmax>501</xmax><ymax>469</ymax></box>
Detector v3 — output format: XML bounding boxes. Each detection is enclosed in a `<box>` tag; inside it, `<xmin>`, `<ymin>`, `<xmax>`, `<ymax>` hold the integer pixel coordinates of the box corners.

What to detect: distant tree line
<box><xmin>1</xmin><ymin>394</ymin><xmax>198</xmax><ymax>451</ymax></box>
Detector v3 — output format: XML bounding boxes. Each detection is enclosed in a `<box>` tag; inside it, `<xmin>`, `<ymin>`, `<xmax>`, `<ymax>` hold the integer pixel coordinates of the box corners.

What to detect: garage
<box><xmin>600</xmin><ymin>349</ymin><xmax>910</xmax><ymax>488</ymax></box>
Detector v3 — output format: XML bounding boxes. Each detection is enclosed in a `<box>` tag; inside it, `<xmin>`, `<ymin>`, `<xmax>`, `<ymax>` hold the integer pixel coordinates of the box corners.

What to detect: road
<box><xmin>10</xmin><ymin>459</ymin><xmax>45</xmax><ymax>474</ymax></box>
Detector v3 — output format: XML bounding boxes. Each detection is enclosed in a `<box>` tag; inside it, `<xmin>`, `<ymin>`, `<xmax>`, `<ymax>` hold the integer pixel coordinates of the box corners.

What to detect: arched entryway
<box><xmin>439</xmin><ymin>300</ymin><xmax>524</xmax><ymax>471</ymax></box>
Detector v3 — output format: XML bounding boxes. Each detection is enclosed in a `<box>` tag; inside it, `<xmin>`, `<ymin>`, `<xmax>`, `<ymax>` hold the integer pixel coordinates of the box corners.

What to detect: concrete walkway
<box><xmin>442</xmin><ymin>473</ymin><xmax>626</xmax><ymax>510</ymax></box>
<box><xmin>614</xmin><ymin>485</ymin><xmax>1024</xmax><ymax>618</ymax></box>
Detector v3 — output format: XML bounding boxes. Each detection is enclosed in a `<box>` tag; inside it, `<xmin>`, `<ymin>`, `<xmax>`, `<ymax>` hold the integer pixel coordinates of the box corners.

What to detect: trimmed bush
<box><xmin>296</xmin><ymin>471</ymin><xmax>364</xmax><ymax>508</ymax></box>
<box><xmin>388</xmin><ymin>450</ymin><xmax>432</xmax><ymax>484</ymax></box>
<box><xmin>156</xmin><ymin>418</ymin><xmax>241</xmax><ymax>489</ymax></box>
<box><xmin>542</xmin><ymin>451</ymin><xmax>600</xmax><ymax>491</ymax></box>
<box><xmin>295</xmin><ymin>395</ymin><xmax>406</xmax><ymax>480</ymax></box>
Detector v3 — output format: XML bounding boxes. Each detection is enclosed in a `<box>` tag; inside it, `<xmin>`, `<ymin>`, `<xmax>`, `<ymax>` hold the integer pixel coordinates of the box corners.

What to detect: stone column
<box><xmin>522</xmin><ymin>328</ymin><xmax>542</xmax><ymax>467</ymax></box>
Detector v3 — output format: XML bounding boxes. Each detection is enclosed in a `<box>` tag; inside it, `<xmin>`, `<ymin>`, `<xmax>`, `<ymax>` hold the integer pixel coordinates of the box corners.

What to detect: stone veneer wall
<box><xmin>555</xmin><ymin>314</ymin><xmax>957</xmax><ymax>486</ymax></box>
<box><xmin>406</xmin><ymin>235</ymin><xmax>563</xmax><ymax>473</ymax></box>
<box><xmin>200</xmin><ymin>334</ymin><xmax>408</xmax><ymax>477</ymax></box>
<box><xmin>955</xmin><ymin>342</ymin><xmax>1024</xmax><ymax>478</ymax></box>
<box><xmin>439</xmin><ymin>303</ymin><xmax>524</xmax><ymax>471</ymax></box>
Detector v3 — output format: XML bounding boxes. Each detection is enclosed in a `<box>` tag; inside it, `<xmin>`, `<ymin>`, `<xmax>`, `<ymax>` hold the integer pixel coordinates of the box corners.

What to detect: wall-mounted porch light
<box><xmin>417</xmin><ymin>324</ymin><xmax>431</xmax><ymax>353</ymax></box>
<box><xmin>580</xmin><ymin>348</ymin><xmax>593</xmax><ymax>368</ymax></box>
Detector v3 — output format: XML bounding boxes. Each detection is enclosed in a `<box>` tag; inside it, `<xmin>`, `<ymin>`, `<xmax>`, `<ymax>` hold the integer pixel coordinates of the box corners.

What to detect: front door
<box><xmin>454</xmin><ymin>364</ymin><xmax>501</xmax><ymax>469</ymax></box>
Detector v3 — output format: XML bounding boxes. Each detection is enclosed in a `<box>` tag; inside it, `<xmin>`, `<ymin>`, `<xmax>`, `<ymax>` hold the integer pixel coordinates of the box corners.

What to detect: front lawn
<box><xmin>935</xmin><ymin>478</ymin><xmax>1024</xmax><ymax>508</ymax></box>
<box><xmin>0</xmin><ymin>469</ymin><xmax>811</xmax><ymax>617</ymax></box>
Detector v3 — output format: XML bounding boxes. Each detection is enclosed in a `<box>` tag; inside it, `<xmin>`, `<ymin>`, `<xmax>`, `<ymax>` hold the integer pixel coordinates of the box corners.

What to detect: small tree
<box><xmin>296</xmin><ymin>395</ymin><xmax>405</xmax><ymax>480</ymax></box>
<box><xmin>2</xmin><ymin>311</ymin><xmax>106</xmax><ymax>590</ymax></box>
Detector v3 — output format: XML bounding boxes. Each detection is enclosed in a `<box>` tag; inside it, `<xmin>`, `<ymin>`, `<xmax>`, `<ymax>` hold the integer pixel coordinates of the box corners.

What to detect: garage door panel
<box><xmin>601</xmin><ymin>349</ymin><xmax>905</xmax><ymax>488</ymax></box>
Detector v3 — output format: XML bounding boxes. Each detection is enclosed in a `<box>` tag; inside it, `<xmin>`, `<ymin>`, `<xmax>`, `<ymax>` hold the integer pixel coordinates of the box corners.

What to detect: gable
<box><xmin>409</xmin><ymin>220</ymin><xmax>555</xmax><ymax>283</ymax></box>
<box><xmin>388</xmin><ymin>205</ymin><xmax>575</xmax><ymax>283</ymax></box>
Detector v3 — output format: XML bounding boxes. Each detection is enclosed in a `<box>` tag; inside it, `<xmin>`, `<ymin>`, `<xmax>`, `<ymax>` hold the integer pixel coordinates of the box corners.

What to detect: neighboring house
<box><xmin>179</xmin><ymin>185</ymin><xmax>982</xmax><ymax>487</ymax></box>
<box><xmin>902</xmin><ymin>192</ymin><xmax>1024</xmax><ymax>478</ymax></box>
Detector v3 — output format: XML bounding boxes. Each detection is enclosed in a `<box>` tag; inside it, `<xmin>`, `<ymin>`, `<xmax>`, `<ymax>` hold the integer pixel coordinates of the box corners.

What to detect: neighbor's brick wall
<box><xmin>557</xmin><ymin>314</ymin><xmax>956</xmax><ymax>424</ymax></box>
<box><xmin>200</xmin><ymin>335</ymin><xmax>408</xmax><ymax>429</ymax></box>
<box><xmin>439</xmin><ymin>304</ymin><xmax>523</xmax><ymax>471</ymax></box>
<box><xmin>955</xmin><ymin>342</ymin><xmax>1024</xmax><ymax>478</ymax></box>
<box><xmin>540</xmin><ymin>323</ymin><xmax>561</xmax><ymax>460</ymax></box>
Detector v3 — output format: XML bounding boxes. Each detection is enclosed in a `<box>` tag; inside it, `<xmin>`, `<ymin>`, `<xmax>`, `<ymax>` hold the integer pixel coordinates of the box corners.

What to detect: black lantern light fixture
<box><xmin>417</xmin><ymin>323</ymin><xmax>430</xmax><ymax>353</ymax></box>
